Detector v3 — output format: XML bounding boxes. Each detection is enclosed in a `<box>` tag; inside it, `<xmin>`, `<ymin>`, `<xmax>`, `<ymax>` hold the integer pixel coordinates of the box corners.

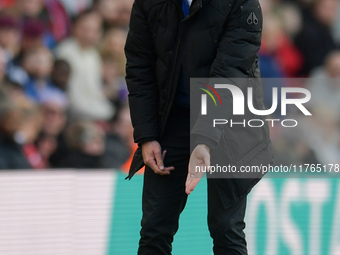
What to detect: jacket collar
<box><xmin>171</xmin><ymin>0</ymin><xmax>203</xmax><ymax>11</ymax></box>
<box><xmin>187</xmin><ymin>0</ymin><xmax>203</xmax><ymax>20</ymax></box>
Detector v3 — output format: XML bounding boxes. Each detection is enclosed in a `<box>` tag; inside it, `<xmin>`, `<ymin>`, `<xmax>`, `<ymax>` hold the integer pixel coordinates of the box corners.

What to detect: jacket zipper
<box><xmin>160</xmin><ymin>1</ymin><xmax>203</xmax><ymax>136</ymax></box>
<box><xmin>160</xmin><ymin>37</ymin><xmax>181</xmax><ymax>136</ymax></box>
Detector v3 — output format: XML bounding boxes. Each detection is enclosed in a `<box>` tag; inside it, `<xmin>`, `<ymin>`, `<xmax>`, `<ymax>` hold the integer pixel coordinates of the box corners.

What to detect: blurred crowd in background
<box><xmin>0</xmin><ymin>0</ymin><xmax>134</xmax><ymax>170</ymax></box>
<box><xmin>258</xmin><ymin>0</ymin><xmax>340</xmax><ymax>166</ymax></box>
<box><xmin>0</xmin><ymin>0</ymin><xmax>339</xmax><ymax>171</ymax></box>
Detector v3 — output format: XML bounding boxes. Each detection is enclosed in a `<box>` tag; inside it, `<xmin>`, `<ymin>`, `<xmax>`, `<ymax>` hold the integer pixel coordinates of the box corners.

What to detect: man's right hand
<box><xmin>142</xmin><ymin>141</ymin><xmax>175</xmax><ymax>175</ymax></box>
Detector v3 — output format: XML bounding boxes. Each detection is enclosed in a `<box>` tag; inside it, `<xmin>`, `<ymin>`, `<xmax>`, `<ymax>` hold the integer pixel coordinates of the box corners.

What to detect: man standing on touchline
<box><xmin>125</xmin><ymin>0</ymin><xmax>274</xmax><ymax>254</ymax></box>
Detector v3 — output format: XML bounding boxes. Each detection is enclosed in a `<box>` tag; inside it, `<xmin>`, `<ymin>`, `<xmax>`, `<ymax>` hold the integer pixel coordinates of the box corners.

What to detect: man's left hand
<box><xmin>185</xmin><ymin>144</ymin><xmax>210</xmax><ymax>195</ymax></box>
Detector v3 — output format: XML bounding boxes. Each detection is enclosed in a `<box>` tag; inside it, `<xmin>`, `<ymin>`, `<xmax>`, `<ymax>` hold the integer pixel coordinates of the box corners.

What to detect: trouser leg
<box><xmin>138</xmin><ymin>105</ymin><xmax>190</xmax><ymax>255</ymax></box>
<box><xmin>207</xmin><ymin>179</ymin><xmax>248</xmax><ymax>255</ymax></box>
<box><xmin>138</xmin><ymin>162</ymin><xmax>188</xmax><ymax>255</ymax></box>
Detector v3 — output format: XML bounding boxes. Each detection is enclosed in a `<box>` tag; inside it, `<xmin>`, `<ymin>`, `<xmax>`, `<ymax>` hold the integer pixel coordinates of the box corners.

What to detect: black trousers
<box><xmin>138</xmin><ymin>104</ymin><xmax>248</xmax><ymax>255</ymax></box>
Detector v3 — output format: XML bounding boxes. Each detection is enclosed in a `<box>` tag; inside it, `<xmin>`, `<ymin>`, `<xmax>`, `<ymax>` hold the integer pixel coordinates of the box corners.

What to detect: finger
<box><xmin>147</xmin><ymin>159</ymin><xmax>174</xmax><ymax>175</ymax></box>
<box><xmin>159</xmin><ymin>150</ymin><xmax>175</xmax><ymax>173</ymax></box>
<box><xmin>162</xmin><ymin>150</ymin><xmax>167</xmax><ymax>160</ymax></box>
<box><xmin>185</xmin><ymin>178</ymin><xmax>193</xmax><ymax>195</ymax></box>
<box><xmin>185</xmin><ymin>173</ymin><xmax>192</xmax><ymax>194</ymax></box>
<box><xmin>186</xmin><ymin>177</ymin><xmax>200</xmax><ymax>195</ymax></box>
<box><xmin>147</xmin><ymin>159</ymin><xmax>162</xmax><ymax>174</ymax></box>
<box><xmin>151</xmin><ymin>162</ymin><xmax>172</xmax><ymax>175</ymax></box>
<box><xmin>164</xmin><ymin>166</ymin><xmax>175</xmax><ymax>171</ymax></box>
<box><xmin>154</xmin><ymin>149</ymin><xmax>164</xmax><ymax>170</ymax></box>
<box><xmin>157</xmin><ymin>166</ymin><xmax>174</xmax><ymax>175</ymax></box>
<box><xmin>185</xmin><ymin>172</ymin><xmax>195</xmax><ymax>195</ymax></box>
<box><xmin>186</xmin><ymin>162</ymin><xmax>194</xmax><ymax>194</ymax></box>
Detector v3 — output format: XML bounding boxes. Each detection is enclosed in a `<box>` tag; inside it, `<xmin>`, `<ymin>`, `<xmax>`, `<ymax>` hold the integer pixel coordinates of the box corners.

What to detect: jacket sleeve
<box><xmin>191</xmin><ymin>0</ymin><xmax>263</xmax><ymax>149</ymax></box>
<box><xmin>125</xmin><ymin>0</ymin><xmax>159</xmax><ymax>145</ymax></box>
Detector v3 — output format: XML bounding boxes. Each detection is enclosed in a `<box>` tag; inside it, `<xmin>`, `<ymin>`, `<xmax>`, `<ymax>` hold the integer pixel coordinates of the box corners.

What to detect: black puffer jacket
<box><xmin>125</xmin><ymin>0</ymin><xmax>274</xmax><ymax>207</ymax></box>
